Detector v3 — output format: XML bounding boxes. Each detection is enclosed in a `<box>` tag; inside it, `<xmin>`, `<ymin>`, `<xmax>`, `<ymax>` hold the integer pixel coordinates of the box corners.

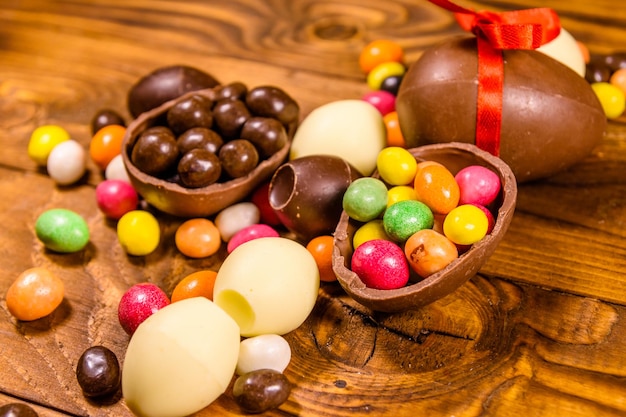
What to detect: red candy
<box><xmin>362</xmin><ymin>90</ymin><xmax>396</xmax><ymax>116</ymax></box>
<box><xmin>350</xmin><ymin>239</ymin><xmax>409</xmax><ymax>290</ymax></box>
<box><xmin>96</xmin><ymin>179</ymin><xmax>139</xmax><ymax>219</ymax></box>
<box><xmin>251</xmin><ymin>182</ymin><xmax>282</xmax><ymax>226</ymax></box>
<box><xmin>227</xmin><ymin>224</ymin><xmax>280</xmax><ymax>254</ymax></box>
<box><xmin>454</xmin><ymin>165</ymin><xmax>501</xmax><ymax>206</ymax></box>
<box><xmin>118</xmin><ymin>283</ymin><xmax>170</xmax><ymax>336</ymax></box>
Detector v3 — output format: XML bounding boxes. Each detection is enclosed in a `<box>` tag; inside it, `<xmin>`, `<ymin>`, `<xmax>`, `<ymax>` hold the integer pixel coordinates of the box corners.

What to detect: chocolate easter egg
<box><xmin>396</xmin><ymin>36</ymin><xmax>606</xmax><ymax>183</ymax></box>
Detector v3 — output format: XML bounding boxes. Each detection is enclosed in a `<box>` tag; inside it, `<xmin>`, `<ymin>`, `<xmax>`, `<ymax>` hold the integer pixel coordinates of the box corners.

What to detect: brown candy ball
<box><xmin>212</xmin><ymin>99</ymin><xmax>251</xmax><ymax>139</ymax></box>
<box><xmin>215</xmin><ymin>81</ymin><xmax>248</xmax><ymax>101</ymax></box>
<box><xmin>0</xmin><ymin>403</ymin><xmax>38</xmax><ymax>417</ymax></box>
<box><xmin>233</xmin><ymin>369</ymin><xmax>291</xmax><ymax>414</ymax></box>
<box><xmin>166</xmin><ymin>94</ymin><xmax>213</xmax><ymax>135</ymax></box>
<box><xmin>131</xmin><ymin>126</ymin><xmax>179</xmax><ymax>176</ymax></box>
<box><xmin>177</xmin><ymin>127</ymin><xmax>223</xmax><ymax>154</ymax></box>
<box><xmin>76</xmin><ymin>346</ymin><xmax>121</xmax><ymax>398</ymax></box>
<box><xmin>178</xmin><ymin>148</ymin><xmax>222</xmax><ymax>188</ymax></box>
<box><xmin>245</xmin><ymin>86</ymin><xmax>299</xmax><ymax>126</ymax></box>
<box><xmin>91</xmin><ymin>109</ymin><xmax>125</xmax><ymax>135</ymax></box>
<box><xmin>241</xmin><ymin>117</ymin><xmax>288</xmax><ymax>158</ymax></box>
<box><xmin>219</xmin><ymin>139</ymin><xmax>259</xmax><ymax>179</ymax></box>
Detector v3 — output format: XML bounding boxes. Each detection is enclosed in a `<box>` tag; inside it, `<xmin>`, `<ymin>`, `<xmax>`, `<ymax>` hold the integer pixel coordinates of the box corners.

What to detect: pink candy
<box><xmin>96</xmin><ymin>179</ymin><xmax>139</xmax><ymax>219</ymax></box>
<box><xmin>362</xmin><ymin>90</ymin><xmax>396</xmax><ymax>116</ymax></box>
<box><xmin>351</xmin><ymin>239</ymin><xmax>409</xmax><ymax>290</ymax></box>
<box><xmin>227</xmin><ymin>224</ymin><xmax>280</xmax><ymax>254</ymax></box>
<box><xmin>454</xmin><ymin>165</ymin><xmax>501</xmax><ymax>206</ymax></box>
<box><xmin>118</xmin><ymin>283</ymin><xmax>170</xmax><ymax>336</ymax></box>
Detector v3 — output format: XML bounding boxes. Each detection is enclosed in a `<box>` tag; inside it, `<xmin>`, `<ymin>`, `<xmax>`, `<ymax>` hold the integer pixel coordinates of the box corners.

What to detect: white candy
<box><xmin>122</xmin><ymin>298</ymin><xmax>240</xmax><ymax>417</ymax></box>
<box><xmin>214</xmin><ymin>237</ymin><xmax>320</xmax><ymax>337</ymax></box>
<box><xmin>289</xmin><ymin>100</ymin><xmax>387</xmax><ymax>176</ymax></box>
<box><xmin>236</xmin><ymin>334</ymin><xmax>292</xmax><ymax>375</ymax></box>
<box><xmin>104</xmin><ymin>154</ymin><xmax>131</xmax><ymax>183</ymax></box>
<box><xmin>214</xmin><ymin>202</ymin><xmax>260</xmax><ymax>242</ymax></box>
<box><xmin>537</xmin><ymin>28</ymin><xmax>586</xmax><ymax>77</ymax></box>
<box><xmin>46</xmin><ymin>140</ymin><xmax>86</xmax><ymax>185</ymax></box>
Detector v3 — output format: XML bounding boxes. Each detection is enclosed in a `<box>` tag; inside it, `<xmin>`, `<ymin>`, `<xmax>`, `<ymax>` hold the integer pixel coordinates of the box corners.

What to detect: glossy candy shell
<box><xmin>333</xmin><ymin>142</ymin><xmax>517</xmax><ymax>312</ymax></box>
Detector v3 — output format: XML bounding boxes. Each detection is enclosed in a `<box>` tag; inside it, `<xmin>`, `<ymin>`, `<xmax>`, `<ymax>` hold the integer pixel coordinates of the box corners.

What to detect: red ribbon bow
<box><xmin>428</xmin><ymin>0</ymin><xmax>561</xmax><ymax>156</ymax></box>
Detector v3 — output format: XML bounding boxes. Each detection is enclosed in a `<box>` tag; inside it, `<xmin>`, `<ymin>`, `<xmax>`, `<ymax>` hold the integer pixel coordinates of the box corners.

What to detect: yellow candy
<box><xmin>117</xmin><ymin>210</ymin><xmax>160</xmax><ymax>256</ymax></box>
<box><xmin>387</xmin><ymin>185</ymin><xmax>417</xmax><ymax>208</ymax></box>
<box><xmin>367</xmin><ymin>62</ymin><xmax>406</xmax><ymax>91</ymax></box>
<box><xmin>376</xmin><ymin>147</ymin><xmax>417</xmax><ymax>186</ymax></box>
<box><xmin>443</xmin><ymin>204</ymin><xmax>488</xmax><ymax>245</ymax></box>
<box><xmin>591</xmin><ymin>82</ymin><xmax>626</xmax><ymax>119</ymax></box>
<box><xmin>28</xmin><ymin>125</ymin><xmax>71</xmax><ymax>166</ymax></box>
<box><xmin>353</xmin><ymin>219</ymin><xmax>390</xmax><ymax>249</ymax></box>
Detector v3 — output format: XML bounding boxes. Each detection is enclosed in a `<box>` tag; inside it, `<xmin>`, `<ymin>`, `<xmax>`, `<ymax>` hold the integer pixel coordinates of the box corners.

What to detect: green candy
<box><xmin>383</xmin><ymin>200</ymin><xmax>433</xmax><ymax>242</ymax></box>
<box><xmin>35</xmin><ymin>208</ymin><xmax>90</xmax><ymax>253</ymax></box>
<box><xmin>342</xmin><ymin>177</ymin><xmax>388</xmax><ymax>222</ymax></box>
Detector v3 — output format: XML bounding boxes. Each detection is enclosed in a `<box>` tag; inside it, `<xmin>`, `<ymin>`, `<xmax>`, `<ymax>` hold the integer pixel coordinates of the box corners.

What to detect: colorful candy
<box><xmin>214</xmin><ymin>202</ymin><xmax>260</xmax><ymax>242</ymax></box>
<box><xmin>226</xmin><ymin>223</ymin><xmax>280</xmax><ymax>254</ymax></box>
<box><xmin>350</xmin><ymin>239</ymin><xmax>409</xmax><ymax>290</ymax></box>
<box><xmin>117</xmin><ymin>210</ymin><xmax>160</xmax><ymax>256</ymax></box>
<box><xmin>342</xmin><ymin>177</ymin><xmax>388</xmax><ymax>222</ymax></box>
<box><xmin>171</xmin><ymin>270</ymin><xmax>218</xmax><ymax>302</ymax></box>
<box><xmin>413</xmin><ymin>161</ymin><xmax>460</xmax><ymax>214</ymax></box>
<box><xmin>376</xmin><ymin>147</ymin><xmax>417</xmax><ymax>186</ymax></box>
<box><xmin>175</xmin><ymin>218</ymin><xmax>222</xmax><ymax>258</ymax></box>
<box><xmin>236</xmin><ymin>334</ymin><xmax>292</xmax><ymax>375</ymax></box>
<box><xmin>117</xmin><ymin>282</ymin><xmax>170</xmax><ymax>336</ymax></box>
<box><xmin>383</xmin><ymin>200</ymin><xmax>434</xmax><ymax>242</ymax></box>
<box><xmin>76</xmin><ymin>346</ymin><xmax>121</xmax><ymax>398</ymax></box>
<box><xmin>359</xmin><ymin>39</ymin><xmax>404</xmax><ymax>74</ymax></box>
<box><xmin>443</xmin><ymin>204</ymin><xmax>489</xmax><ymax>245</ymax></box>
<box><xmin>404</xmin><ymin>229</ymin><xmax>458</xmax><ymax>278</ymax></box>
<box><xmin>47</xmin><ymin>139</ymin><xmax>87</xmax><ymax>185</ymax></box>
<box><xmin>28</xmin><ymin>124</ymin><xmax>70</xmax><ymax>166</ymax></box>
<box><xmin>305</xmin><ymin>235</ymin><xmax>336</xmax><ymax>282</ymax></box>
<box><xmin>386</xmin><ymin>185</ymin><xmax>417</xmax><ymax>208</ymax></box>
<box><xmin>382</xmin><ymin>111</ymin><xmax>405</xmax><ymax>147</ymax></box>
<box><xmin>104</xmin><ymin>154</ymin><xmax>131</xmax><ymax>183</ymax></box>
<box><xmin>352</xmin><ymin>219</ymin><xmax>390</xmax><ymax>249</ymax></box>
<box><xmin>367</xmin><ymin>61</ymin><xmax>406</xmax><ymax>90</ymax></box>
<box><xmin>454</xmin><ymin>165</ymin><xmax>501</xmax><ymax>206</ymax></box>
<box><xmin>90</xmin><ymin>124</ymin><xmax>126</xmax><ymax>170</ymax></box>
<box><xmin>5</xmin><ymin>267</ymin><xmax>64</xmax><ymax>321</ymax></box>
<box><xmin>361</xmin><ymin>90</ymin><xmax>396</xmax><ymax>116</ymax></box>
<box><xmin>35</xmin><ymin>208</ymin><xmax>90</xmax><ymax>253</ymax></box>
<box><xmin>96</xmin><ymin>179</ymin><xmax>139</xmax><ymax>220</ymax></box>
<box><xmin>591</xmin><ymin>82</ymin><xmax>626</xmax><ymax>119</ymax></box>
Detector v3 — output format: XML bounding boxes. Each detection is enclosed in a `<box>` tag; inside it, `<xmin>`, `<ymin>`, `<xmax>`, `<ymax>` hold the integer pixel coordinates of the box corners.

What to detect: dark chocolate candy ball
<box><xmin>127</xmin><ymin>65</ymin><xmax>220</xmax><ymax>118</ymax></box>
<box><xmin>215</xmin><ymin>81</ymin><xmax>248</xmax><ymax>101</ymax></box>
<box><xmin>241</xmin><ymin>117</ymin><xmax>288</xmax><ymax>158</ymax></box>
<box><xmin>245</xmin><ymin>86</ymin><xmax>299</xmax><ymax>126</ymax></box>
<box><xmin>177</xmin><ymin>127</ymin><xmax>223</xmax><ymax>154</ymax></box>
<box><xmin>585</xmin><ymin>61</ymin><xmax>612</xmax><ymax>83</ymax></box>
<box><xmin>396</xmin><ymin>36</ymin><xmax>606</xmax><ymax>183</ymax></box>
<box><xmin>131</xmin><ymin>126</ymin><xmax>179</xmax><ymax>176</ymax></box>
<box><xmin>212</xmin><ymin>99</ymin><xmax>251</xmax><ymax>139</ymax></box>
<box><xmin>218</xmin><ymin>139</ymin><xmax>259</xmax><ymax>179</ymax></box>
<box><xmin>233</xmin><ymin>369</ymin><xmax>291</xmax><ymax>414</ymax></box>
<box><xmin>91</xmin><ymin>109</ymin><xmax>125</xmax><ymax>135</ymax></box>
<box><xmin>604</xmin><ymin>51</ymin><xmax>626</xmax><ymax>72</ymax></box>
<box><xmin>76</xmin><ymin>346</ymin><xmax>121</xmax><ymax>398</ymax></box>
<box><xmin>178</xmin><ymin>148</ymin><xmax>222</xmax><ymax>188</ymax></box>
<box><xmin>166</xmin><ymin>94</ymin><xmax>213</xmax><ymax>135</ymax></box>
<box><xmin>380</xmin><ymin>75</ymin><xmax>403</xmax><ymax>96</ymax></box>
<box><xmin>0</xmin><ymin>403</ymin><xmax>38</xmax><ymax>417</ymax></box>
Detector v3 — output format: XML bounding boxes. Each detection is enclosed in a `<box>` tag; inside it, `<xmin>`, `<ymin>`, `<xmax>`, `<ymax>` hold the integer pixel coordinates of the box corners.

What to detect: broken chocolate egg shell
<box><xmin>332</xmin><ymin>142</ymin><xmax>517</xmax><ymax>313</ymax></box>
<box><xmin>122</xmin><ymin>88</ymin><xmax>295</xmax><ymax>218</ymax></box>
<box><xmin>396</xmin><ymin>36</ymin><xmax>606</xmax><ymax>183</ymax></box>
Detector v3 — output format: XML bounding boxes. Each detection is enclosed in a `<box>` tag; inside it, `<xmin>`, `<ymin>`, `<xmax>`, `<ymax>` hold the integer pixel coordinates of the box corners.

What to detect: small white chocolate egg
<box><xmin>236</xmin><ymin>334</ymin><xmax>292</xmax><ymax>375</ymax></box>
<box><xmin>537</xmin><ymin>28</ymin><xmax>586</xmax><ymax>77</ymax></box>
<box><xmin>122</xmin><ymin>297</ymin><xmax>240</xmax><ymax>417</ymax></box>
<box><xmin>214</xmin><ymin>237</ymin><xmax>320</xmax><ymax>337</ymax></box>
<box><xmin>47</xmin><ymin>140</ymin><xmax>86</xmax><ymax>185</ymax></box>
<box><xmin>105</xmin><ymin>154</ymin><xmax>131</xmax><ymax>183</ymax></box>
<box><xmin>214</xmin><ymin>202</ymin><xmax>261</xmax><ymax>242</ymax></box>
<box><xmin>289</xmin><ymin>100</ymin><xmax>386</xmax><ymax>176</ymax></box>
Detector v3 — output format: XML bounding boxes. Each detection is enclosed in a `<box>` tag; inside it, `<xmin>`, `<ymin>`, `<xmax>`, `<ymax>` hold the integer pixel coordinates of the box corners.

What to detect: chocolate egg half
<box><xmin>396</xmin><ymin>36</ymin><xmax>606</xmax><ymax>183</ymax></box>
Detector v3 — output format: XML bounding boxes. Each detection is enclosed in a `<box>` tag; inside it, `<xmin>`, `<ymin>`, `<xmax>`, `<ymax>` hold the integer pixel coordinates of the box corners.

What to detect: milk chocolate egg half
<box><xmin>122</xmin><ymin>297</ymin><xmax>240</xmax><ymax>417</ymax></box>
<box><xmin>396</xmin><ymin>36</ymin><xmax>606</xmax><ymax>183</ymax></box>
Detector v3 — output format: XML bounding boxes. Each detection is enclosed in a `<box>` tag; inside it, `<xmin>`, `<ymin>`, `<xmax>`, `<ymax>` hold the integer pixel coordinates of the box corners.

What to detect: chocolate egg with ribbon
<box><xmin>396</xmin><ymin>2</ymin><xmax>606</xmax><ymax>182</ymax></box>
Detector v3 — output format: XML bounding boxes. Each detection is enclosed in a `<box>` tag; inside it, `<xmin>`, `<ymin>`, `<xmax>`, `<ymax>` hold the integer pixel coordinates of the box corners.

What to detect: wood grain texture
<box><xmin>1</xmin><ymin>0</ymin><xmax>626</xmax><ymax>416</ymax></box>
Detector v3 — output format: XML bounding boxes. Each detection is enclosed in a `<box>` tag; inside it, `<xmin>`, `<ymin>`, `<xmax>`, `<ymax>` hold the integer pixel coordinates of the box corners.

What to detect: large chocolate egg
<box><xmin>396</xmin><ymin>36</ymin><xmax>606</xmax><ymax>183</ymax></box>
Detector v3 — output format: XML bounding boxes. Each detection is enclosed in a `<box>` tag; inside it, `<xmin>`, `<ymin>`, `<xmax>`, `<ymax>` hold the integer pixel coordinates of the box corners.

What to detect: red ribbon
<box><xmin>428</xmin><ymin>0</ymin><xmax>561</xmax><ymax>156</ymax></box>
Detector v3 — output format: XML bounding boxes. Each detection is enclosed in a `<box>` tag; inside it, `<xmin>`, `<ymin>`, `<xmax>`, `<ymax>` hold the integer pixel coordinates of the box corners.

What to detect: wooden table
<box><xmin>1</xmin><ymin>1</ymin><xmax>625</xmax><ymax>416</ymax></box>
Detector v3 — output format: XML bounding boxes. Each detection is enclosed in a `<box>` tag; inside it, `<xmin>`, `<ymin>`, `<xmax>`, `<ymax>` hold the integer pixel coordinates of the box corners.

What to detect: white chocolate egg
<box><xmin>122</xmin><ymin>297</ymin><xmax>240</xmax><ymax>417</ymax></box>
<box><xmin>236</xmin><ymin>334</ymin><xmax>292</xmax><ymax>375</ymax></box>
<box><xmin>214</xmin><ymin>202</ymin><xmax>261</xmax><ymax>242</ymax></box>
<box><xmin>105</xmin><ymin>154</ymin><xmax>131</xmax><ymax>183</ymax></box>
<box><xmin>47</xmin><ymin>140</ymin><xmax>86</xmax><ymax>185</ymax></box>
<box><xmin>214</xmin><ymin>237</ymin><xmax>320</xmax><ymax>337</ymax></box>
<box><xmin>537</xmin><ymin>28</ymin><xmax>586</xmax><ymax>77</ymax></box>
<box><xmin>289</xmin><ymin>100</ymin><xmax>386</xmax><ymax>176</ymax></box>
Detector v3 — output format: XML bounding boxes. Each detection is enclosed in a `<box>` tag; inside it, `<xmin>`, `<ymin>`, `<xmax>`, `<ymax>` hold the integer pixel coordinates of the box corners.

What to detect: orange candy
<box><xmin>359</xmin><ymin>39</ymin><xmax>404</xmax><ymax>74</ymax></box>
<box><xmin>413</xmin><ymin>161</ymin><xmax>460</xmax><ymax>215</ymax></box>
<box><xmin>383</xmin><ymin>111</ymin><xmax>405</xmax><ymax>147</ymax></box>
<box><xmin>404</xmin><ymin>229</ymin><xmax>458</xmax><ymax>278</ymax></box>
<box><xmin>175</xmin><ymin>218</ymin><xmax>222</xmax><ymax>258</ymax></box>
<box><xmin>6</xmin><ymin>267</ymin><xmax>65</xmax><ymax>321</ymax></box>
<box><xmin>610</xmin><ymin>68</ymin><xmax>626</xmax><ymax>94</ymax></box>
<box><xmin>89</xmin><ymin>124</ymin><xmax>126</xmax><ymax>170</ymax></box>
<box><xmin>171</xmin><ymin>270</ymin><xmax>218</xmax><ymax>302</ymax></box>
<box><xmin>305</xmin><ymin>235</ymin><xmax>337</xmax><ymax>282</ymax></box>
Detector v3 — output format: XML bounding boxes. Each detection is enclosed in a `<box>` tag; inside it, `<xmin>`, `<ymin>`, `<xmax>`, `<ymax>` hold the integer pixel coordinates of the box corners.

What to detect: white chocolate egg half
<box><xmin>122</xmin><ymin>297</ymin><xmax>240</xmax><ymax>417</ymax></box>
<box><xmin>537</xmin><ymin>28</ymin><xmax>586</xmax><ymax>77</ymax></box>
<box><xmin>289</xmin><ymin>99</ymin><xmax>387</xmax><ymax>176</ymax></box>
<box><xmin>236</xmin><ymin>334</ymin><xmax>292</xmax><ymax>375</ymax></box>
<box><xmin>214</xmin><ymin>237</ymin><xmax>320</xmax><ymax>337</ymax></box>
